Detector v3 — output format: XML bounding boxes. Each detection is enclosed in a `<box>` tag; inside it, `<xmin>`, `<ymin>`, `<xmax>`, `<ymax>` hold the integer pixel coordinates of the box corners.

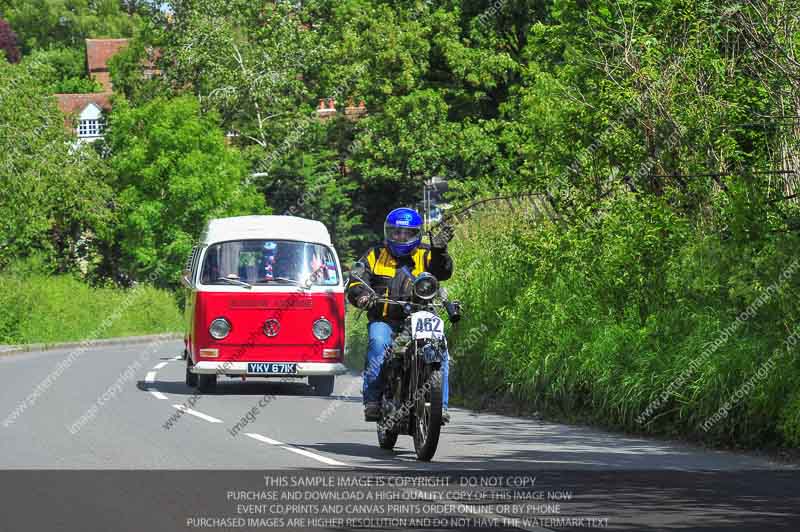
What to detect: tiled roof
<box><xmin>85</xmin><ymin>39</ymin><xmax>129</xmax><ymax>72</ymax></box>
<box><xmin>55</xmin><ymin>93</ymin><xmax>113</xmax><ymax>116</ymax></box>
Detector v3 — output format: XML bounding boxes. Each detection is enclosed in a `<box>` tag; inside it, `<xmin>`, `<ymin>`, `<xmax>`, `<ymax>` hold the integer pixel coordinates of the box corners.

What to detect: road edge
<box><xmin>0</xmin><ymin>333</ymin><xmax>183</xmax><ymax>356</ymax></box>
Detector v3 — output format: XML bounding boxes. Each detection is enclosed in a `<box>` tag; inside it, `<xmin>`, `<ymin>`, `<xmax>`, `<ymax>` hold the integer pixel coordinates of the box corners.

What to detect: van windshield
<box><xmin>200</xmin><ymin>240</ymin><xmax>339</xmax><ymax>286</ymax></box>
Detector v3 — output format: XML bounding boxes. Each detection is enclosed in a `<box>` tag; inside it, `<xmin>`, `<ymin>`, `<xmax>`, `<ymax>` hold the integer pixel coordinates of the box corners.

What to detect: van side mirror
<box><xmin>181</xmin><ymin>270</ymin><xmax>193</xmax><ymax>288</ymax></box>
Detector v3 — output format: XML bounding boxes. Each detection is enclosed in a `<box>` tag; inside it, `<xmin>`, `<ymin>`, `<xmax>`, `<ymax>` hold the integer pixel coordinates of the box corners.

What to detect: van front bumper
<box><xmin>191</xmin><ymin>361</ymin><xmax>348</xmax><ymax>376</ymax></box>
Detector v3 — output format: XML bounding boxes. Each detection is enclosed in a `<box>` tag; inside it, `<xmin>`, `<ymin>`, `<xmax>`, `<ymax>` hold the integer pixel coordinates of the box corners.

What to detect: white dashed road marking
<box><xmin>171</xmin><ymin>405</ymin><xmax>223</xmax><ymax>423</ymax></box>
<box><xmin>152</xmin><ymin>359</ymin><xmax>347</xmax><ymax>466</ymax></box>
<box><xmin>245</xmin><ymin>433</ymin><xmax>349</xmax><ymax>466</ymax></box>
<box><xmin>146</xmin><ymin>365</ymin><xmax>167</xmax><ymax>399</ymax></box>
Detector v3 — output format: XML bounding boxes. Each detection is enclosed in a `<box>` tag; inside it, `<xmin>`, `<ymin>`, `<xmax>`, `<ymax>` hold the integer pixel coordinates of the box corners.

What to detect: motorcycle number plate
<box><xmin>410</xmin><ymin>311</ymin><xmax>445</xmax><ymax>340</ymax></box>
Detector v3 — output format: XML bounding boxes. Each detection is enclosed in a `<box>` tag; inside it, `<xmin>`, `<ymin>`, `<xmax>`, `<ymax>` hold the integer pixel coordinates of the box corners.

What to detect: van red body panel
<box><xmin>189</xmin><ymin>290</ymin><xmax>345</xmax><ymax>364</ymax></box>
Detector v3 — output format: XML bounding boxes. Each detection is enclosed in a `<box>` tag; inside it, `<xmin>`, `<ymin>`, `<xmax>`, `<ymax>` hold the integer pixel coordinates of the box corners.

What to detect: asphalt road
<box><xmin>1</xmin><ymin>340</ymin><xmax>798</xmax><ymax>531</ymax></box>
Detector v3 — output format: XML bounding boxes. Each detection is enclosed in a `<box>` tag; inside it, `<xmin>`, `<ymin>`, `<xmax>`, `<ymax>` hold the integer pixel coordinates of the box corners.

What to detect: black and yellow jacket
<box><xmin>346</xmin><ymin>243</ymin><xmax>453</xmax><ymax>323</ymax></box>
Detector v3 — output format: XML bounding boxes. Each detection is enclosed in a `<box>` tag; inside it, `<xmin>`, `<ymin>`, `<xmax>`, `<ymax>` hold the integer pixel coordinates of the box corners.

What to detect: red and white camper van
<box><xmin>181</xmin><ymin>215</ymin><xmax>346</xmax><ymax>395</ymax></box>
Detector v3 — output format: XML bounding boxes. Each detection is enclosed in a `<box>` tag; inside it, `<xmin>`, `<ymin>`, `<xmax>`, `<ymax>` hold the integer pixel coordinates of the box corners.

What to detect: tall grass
<box><xmin>446</xmin><ymin>194</ymin><xmax>800</xmax><ymax>449</ymax></box>
<box><xmin>0</xmin><ymin>272</ymin><xmax>183</xmax><ymax>345</ymax></box>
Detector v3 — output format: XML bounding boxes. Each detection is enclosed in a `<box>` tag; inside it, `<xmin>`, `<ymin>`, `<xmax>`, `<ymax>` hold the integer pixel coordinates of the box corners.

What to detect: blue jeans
<box><xmin>363</xmin><ymin>321</ymin><xmax>449</xmax><ymax>409</ymax></box>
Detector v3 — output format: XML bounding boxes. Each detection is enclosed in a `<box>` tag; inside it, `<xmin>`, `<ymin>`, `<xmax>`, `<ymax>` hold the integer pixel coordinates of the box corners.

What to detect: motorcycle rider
<box><xmin>346</xmin><ymin>207</ymin><xmax>454</xmax><ymax>423</ymax></box>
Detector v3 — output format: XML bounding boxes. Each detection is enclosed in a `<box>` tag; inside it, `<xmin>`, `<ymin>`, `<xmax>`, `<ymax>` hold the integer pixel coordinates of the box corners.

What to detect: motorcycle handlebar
<box><xmin>350</xmin><ymin>272</ymin><xmax>462</xmax><ymax>322</ymax></box>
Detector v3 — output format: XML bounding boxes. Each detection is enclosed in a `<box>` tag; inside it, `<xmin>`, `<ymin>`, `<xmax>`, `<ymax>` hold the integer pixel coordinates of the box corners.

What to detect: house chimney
<box><xmin>345</xmin><ymin>98</ymin><xmax>368</xmax><ymax>120</ymax></box>
<box><xmin>317</xmin><ymin>98</ymin><xmax>336</xmax><ymax>120</ymax></box>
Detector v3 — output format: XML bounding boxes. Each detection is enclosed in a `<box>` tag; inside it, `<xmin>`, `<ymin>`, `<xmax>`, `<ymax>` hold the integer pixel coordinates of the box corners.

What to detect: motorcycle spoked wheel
<box><xmin>413</xmin><ymin>366</ymin><xmax>443</xmax><ymax>461</ymax></box>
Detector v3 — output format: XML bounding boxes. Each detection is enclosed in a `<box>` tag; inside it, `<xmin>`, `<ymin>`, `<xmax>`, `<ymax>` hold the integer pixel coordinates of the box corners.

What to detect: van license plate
<box><xmin>247</xmin><ymin>363</ymin><xmax>297</xmax><ymax>375</ymax></box>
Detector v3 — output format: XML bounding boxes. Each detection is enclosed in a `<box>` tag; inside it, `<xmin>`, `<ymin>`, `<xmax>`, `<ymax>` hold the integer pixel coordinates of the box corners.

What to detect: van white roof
<box><xmin>200</xmin><ymin>215</ymin><xmax>333</xmax><ymax>246</ymax></box>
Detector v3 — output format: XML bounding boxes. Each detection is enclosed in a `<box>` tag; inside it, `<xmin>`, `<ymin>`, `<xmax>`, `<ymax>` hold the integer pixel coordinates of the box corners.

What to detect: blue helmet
<box><xmin>384</xmin><ymin>207</ymin><xmax>423</xmax><ymax>257</ymax></box>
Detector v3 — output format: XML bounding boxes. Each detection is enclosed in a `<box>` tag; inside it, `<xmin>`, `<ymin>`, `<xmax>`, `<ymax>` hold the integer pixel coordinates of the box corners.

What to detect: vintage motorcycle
<box><xmin>348</xmin><ymin>263</ymin><xmax>461</xmax><ymax>461</ymax></box>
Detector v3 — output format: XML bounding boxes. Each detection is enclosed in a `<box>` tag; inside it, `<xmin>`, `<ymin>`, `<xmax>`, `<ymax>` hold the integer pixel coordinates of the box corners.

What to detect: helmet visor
<box><xmin>384</xmin><ymin>223</ymin><xmax>422</xmax><ymax>244</ymax></box>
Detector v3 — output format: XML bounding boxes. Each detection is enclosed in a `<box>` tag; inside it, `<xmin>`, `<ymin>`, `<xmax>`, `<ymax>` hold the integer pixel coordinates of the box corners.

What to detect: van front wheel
<box><xmin>185</xmin><ymin>358</ymin><xmax>197</xmax><ymax>387</ymax></box>
<box><xmin>198</xmin><ymin>373</ymin><xmax>217</xmax><ymax>393</ymax></box>
<box><xmin>310</xmin><ymin>376</ymin><xmax>334</xmax><ymax>396</ymax></box>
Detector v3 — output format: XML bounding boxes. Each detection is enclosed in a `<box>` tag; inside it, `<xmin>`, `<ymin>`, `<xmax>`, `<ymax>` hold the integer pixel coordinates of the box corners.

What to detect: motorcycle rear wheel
<box><xmin>413</xmin><ymin>368</ymin><xmax>443</xmax><ymax>461</ymax></box>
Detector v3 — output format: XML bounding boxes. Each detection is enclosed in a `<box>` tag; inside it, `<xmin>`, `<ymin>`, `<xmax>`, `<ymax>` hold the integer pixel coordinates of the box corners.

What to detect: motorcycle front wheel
<box><xmin>413</xmin><ymin>367</ymin><xmax>443</xmax><ymax>461</ymax></box>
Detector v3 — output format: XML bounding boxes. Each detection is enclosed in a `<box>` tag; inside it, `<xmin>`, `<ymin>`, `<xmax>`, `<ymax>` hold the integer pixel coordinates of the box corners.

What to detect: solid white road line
<box><xmin>153</xmin><ymin>362</ymin><xmax>168</xmax><ymax>370</ymax></box>
<box><xmin>171</xmin><ymin>404</ymin><xmax>223</xmax><ymax>423</ymax></box>
<box><xmin>145</xmin><ymin>371</ymin><xmax>157</xmax><ymax>384</ymax></box>
<box><xmin>244</xmin><ymin>433</ymin><xmax>349</xmax><ymax>467</ymax></box>
<box><xmin>171</xmin><ymin>355</ymin><xmax>182</xmax><ymax>361</ymax></box>
<box><xmin>148</xmin><ymin>389</ymin><xmax>168</xmax><ymax>400</ymax></box>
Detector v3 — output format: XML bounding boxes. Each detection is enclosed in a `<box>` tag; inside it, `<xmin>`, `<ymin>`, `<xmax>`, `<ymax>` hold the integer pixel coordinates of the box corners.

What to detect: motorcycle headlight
<box><xmin>312</xmin><ymin>318</ymin><xmax>332</xmax><ymax>340</ymax></box>
<box><xmin>209</xmin><ymin>318</ymin><xmax>231</xmax><ymax>340</ymax></box>
<box><xmin>413</xmin><ymin>273</ymin><xmax>439</xmax><ymax>300</ymax></box>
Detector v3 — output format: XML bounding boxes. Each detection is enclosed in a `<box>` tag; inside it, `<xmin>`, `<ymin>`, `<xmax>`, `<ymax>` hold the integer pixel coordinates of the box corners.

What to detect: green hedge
<box><xmin>345</xmin><ymin>307</ymin><xmax>369</xmax><ymax>372</ymax></box>
<box><xmin>0</xmin><ymin>273</ymin><xmax>183</xmax><ymax>345</ymax></box>
<box><xmin>445</xmin><ymin>194</ymin><xmax>800</xmax><ymax>449</ymax></box>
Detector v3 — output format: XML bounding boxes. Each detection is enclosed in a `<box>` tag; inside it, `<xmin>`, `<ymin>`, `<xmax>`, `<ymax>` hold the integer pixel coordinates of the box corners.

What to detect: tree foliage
<box><xmin>103</xmin><ymin>96</ymin><xmax>267</xmax><ymax>285</ymax></box>
<box><xmin>22</xmin><ymin>45</ymin><xmax>102</xmax><ymax>93</ymax></box>
<box><xmin>107</xmin><ymin>37</ymin><xmax>164</xmax><ymax>103</ymax></box>
<box><xmin>0</xmin><ymin>60</ymin><xmax>113</xmax><ymax>273</ymax></box>
<box><xmin>134</xmin><ymin>0</ymin><xmax>799</xmax><ymax>261</ymax></box>
<box><xmin>4</xmin><ymin>0</ymin><xmax>798</xmax><ymax>275</ymax></box>
<box><xmin>3</xmin><ymin>0</ymin><xmax>145</xmax><ymax>53</ymax></box>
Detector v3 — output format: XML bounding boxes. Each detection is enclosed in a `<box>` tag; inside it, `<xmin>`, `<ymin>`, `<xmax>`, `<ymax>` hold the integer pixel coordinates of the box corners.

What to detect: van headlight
<box><xmin>413</xmin><ymin>273</ymin><xmax>439</xmax><ymax>300</ymax></box>
<box><xmin>312</xmin><ymin>318</ymin><xmax>332</xmax><ymax>340</ymax></box>
<box><xmin>209</xmin><ymin>318</ymin><xmax>231</xmax><ymax>340</ymax></box>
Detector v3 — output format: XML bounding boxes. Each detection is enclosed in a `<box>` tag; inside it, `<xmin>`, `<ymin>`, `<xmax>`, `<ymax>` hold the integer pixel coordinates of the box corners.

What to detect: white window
<box><xmin>76</xmin><ymin>103</ymin><xmax>106</xmax><ymax>142</ymax></box>
<box><xmin>77</xmin><ymin>118</ymin><xmax>104</xmax><ymax>139</ymax></box>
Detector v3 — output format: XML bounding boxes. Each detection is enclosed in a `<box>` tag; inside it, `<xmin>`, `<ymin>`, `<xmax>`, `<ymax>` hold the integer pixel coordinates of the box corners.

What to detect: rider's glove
<box><xmin>430</xmin><ymin>222</ymin><xmax>455</xmax><ymax>250</ymax></box>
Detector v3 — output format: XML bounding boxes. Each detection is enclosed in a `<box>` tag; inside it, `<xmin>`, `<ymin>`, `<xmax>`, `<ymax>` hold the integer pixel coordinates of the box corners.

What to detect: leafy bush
<box><xmin>446</xmin><ymin>196</ymin><xmax>800</xmax><ymax>449</ymax></box>
<box><xmin>344</xmin><ymin>307</ymin><xmax>369</xmax><ymax>372</ymax></box>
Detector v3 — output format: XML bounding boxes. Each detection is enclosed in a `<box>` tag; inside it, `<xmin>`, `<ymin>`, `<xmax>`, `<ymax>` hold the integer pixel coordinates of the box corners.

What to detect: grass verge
<box><xmin>444</xmin><ymin>194</ymin><xmax>800</xmax><ymax>450</ymax></box>
<box><xmin>0</xmin><ymin>273</ymin><xmax>183</xmax><ymax>345</ymax></box>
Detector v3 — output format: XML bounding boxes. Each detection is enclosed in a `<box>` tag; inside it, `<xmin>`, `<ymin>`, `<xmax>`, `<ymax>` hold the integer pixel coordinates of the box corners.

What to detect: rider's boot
<box><xmin>364</xmin><ymin>401</ymin><xmax>380</xmax><ymax>422</ymax></box>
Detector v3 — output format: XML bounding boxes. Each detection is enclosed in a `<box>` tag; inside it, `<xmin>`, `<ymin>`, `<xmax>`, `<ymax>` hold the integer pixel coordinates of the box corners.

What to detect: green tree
<box><xmin>265</xmin><ymin>143</ymin><xmax>364</xmax><ymax>261</ymax></box>
<box><xmin>0</xmin><ymin>59</ymin><xmax>113</xmax><ymax>273</ymax></box>
<box><xmin>107</xmin><ymin>38</ymin><xmax>164</xmax><ymax>103</ymax></box>
<box><xmin>163</xmin><ymin>0</ymin><xmax>316</xmax><ymax>154</ymax></box>
<box><xmin>5</xmin><ymin>0</ymin><xmax>143</xmax><ymax>53</ymax></box>
<box><xmin>104</xmin><ymin>96</ymin><xmax>267</xmax><ymax>285</ymax></box>
<box><xmin>161</xmin><ymin>0</ymin><xmax>373</xmax><ymax>253</ymax></box>
<box><xmin>23</xmin><ymin>45</ymin><xmax>102</xmax><ymax>93</ymax></box>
